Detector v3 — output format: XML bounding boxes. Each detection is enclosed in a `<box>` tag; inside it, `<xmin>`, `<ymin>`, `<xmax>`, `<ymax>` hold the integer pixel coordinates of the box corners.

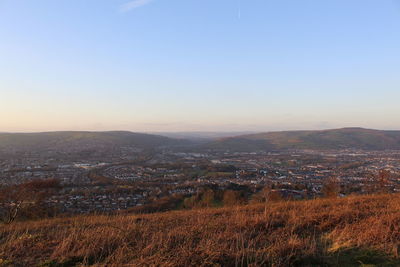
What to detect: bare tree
<box><xmin>223</xmin><ymin>190</ymin><xmax>243</xmax><ymax>206</ymax></box>
<box><xmin>0</xmin><ymin>179</ymin><xmax>60</xmax><ymax>224</ymax></box>
<box><xmin>376</xmin><ymin>170</ymin><xmax>391</xmax><ymax>193</ymax></box>
<box><xmin>321</xmin><ymin>177</ymin><xmax>340</xmax><ymax>198</ymax></box>
<box><xmin>365</xmin><ymin>170</ymin><xmax>391</xmax><ymax>194</ymax></box>
<box><xmin>251</xmin><ymin>186</ymin><xmax>282</xmax><ymax>204</ymax></box>
<box><xmin>201</xmin><ymin>189</ymin><xmax>215</xmax><ymax>208</ymax></box>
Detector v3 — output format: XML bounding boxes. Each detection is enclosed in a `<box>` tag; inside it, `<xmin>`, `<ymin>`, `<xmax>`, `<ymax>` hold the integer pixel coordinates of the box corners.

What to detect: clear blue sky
<box><xmin>1</xmin><ymin>0</ymin><xmax>399</xmax><ymax>132</ymax></box>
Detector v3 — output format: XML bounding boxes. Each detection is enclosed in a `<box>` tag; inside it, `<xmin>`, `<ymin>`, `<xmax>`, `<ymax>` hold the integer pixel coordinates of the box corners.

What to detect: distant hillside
<box><xmin>152</xmin><ymin>131</ymin><xmax>256</xmax><ymax>141</ymax></box>
<box><xmin>3</xmin><ymin>128</ymin><xmax>400</xmax><ymax>153</ymax></box>
<box><xmin>0</xmin><ymin>131</ymin><xmax>188</xmax><ymax>152</ymax></box>
<box><xmin>205</xmin><ymin>128</ymin><xmax>400</xmax><ymax>151</ymax></box>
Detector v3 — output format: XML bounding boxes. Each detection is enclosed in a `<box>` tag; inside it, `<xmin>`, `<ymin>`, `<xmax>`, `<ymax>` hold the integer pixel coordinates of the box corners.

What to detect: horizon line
<box><xmin>1</xmin><ymin>127</ymin><xmax>400</xmax><ymax>135</ymax></box>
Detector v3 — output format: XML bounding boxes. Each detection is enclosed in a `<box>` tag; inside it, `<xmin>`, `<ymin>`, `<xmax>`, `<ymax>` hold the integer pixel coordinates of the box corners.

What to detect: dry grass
<box><xmin>0</xmin><ymin>194</ymin><xmax>400</xmax><ymax>266</ymax></box>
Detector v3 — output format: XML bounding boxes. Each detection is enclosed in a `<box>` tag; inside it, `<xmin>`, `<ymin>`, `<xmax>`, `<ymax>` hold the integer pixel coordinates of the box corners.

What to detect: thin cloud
<box><xmin>119</xmin><ymin>0</ymin><xmax>154</xmax><ymax>12</ymax></box>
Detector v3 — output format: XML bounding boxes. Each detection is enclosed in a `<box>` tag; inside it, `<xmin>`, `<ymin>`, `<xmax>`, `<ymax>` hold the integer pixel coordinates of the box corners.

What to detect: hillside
<box><xmin>3</xmin><ymin>128</ymin><xmax>400</xmax><ymax>154</ymax></box>
<box><xmin>0</xmin><ymin>194</ymin><xmax>399</xmax><ymax>266</ymax></box>
<box><xmin>0</xmin><ymin>131</ymin><xmax>188</xmax><ymax>152</ymax></box>
<box><xmin>206</xmin><ymin>128</ymin><xmax>400</xmax><ymax>151</ymax></box>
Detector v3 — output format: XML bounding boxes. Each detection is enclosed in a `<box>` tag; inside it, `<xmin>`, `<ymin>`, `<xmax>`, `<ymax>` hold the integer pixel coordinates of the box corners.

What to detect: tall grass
<box><xmin>0</xmin><ymin>194</ymin><xmax>399</xmax><ymax>266</ymax></box>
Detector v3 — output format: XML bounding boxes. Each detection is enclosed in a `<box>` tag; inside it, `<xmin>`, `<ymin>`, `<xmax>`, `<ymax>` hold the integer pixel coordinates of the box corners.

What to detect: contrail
<box><xmin>238</xmin><ymin>0</ymin><xmax>241</xmax><ymax>19</ymax></box>
<box><xmin>119</xmin><ymin>0</ymin><xmax>153</xmax><ymax>13</ymax></box>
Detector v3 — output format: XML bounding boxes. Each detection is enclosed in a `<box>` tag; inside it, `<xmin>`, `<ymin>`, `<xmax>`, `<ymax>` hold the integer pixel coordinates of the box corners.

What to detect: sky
<box><xmin>0</xmin><ymin>0</ymin><xmax>400</xmax><ymax>132</ymax></box>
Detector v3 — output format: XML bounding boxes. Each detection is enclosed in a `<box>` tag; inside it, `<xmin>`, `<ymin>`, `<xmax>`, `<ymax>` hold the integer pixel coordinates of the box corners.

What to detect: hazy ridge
<box><xmin>1</xmin><ymin>128</ymin><xmax>400</xmax><ymax>152</ymax></box>
<box><xmin>205</xmin><ymin>127</ymin><xmax>400</xmax><ymax>151</ymax></box>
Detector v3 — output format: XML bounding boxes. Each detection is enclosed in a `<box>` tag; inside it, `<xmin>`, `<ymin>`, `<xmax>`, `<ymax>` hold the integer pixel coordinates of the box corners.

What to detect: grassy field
<box><xmin>0</xmin><ymin>194</ymin><xmax>399</xmax><ymax>266</ymax></box>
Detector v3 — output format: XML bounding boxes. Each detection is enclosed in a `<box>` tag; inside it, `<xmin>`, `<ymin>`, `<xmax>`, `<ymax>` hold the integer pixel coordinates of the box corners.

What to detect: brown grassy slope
<box><xmin>0</xmin><ymin>194</ymin><xmax>400</xmax><ymax>266</ymax></box>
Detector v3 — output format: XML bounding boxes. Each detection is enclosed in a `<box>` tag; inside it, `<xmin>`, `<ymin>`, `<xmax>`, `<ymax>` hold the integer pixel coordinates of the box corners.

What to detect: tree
<box><xmin>0</xmin><ymin>179</ymin><xmax>60</xmax><ymax>224</ymax></box>
<box><xmin>250</xmin><ymin>186</ymin><xmax>282</xmax><ymax>204</ymax></box>
<box><xmin>201</xmin><ymin>189</ymin><xmax>215</xmax><ymax>207</ymax></box>
<box><xmin>376</xmin><ymin>170</ymin><xmax>390</xmax><ymax>193</ymax></box>
<box><xmin>183</xmin><ymin>195</ymin><xmax>197</xmax><ymax>209</ymax></box>
<box><xmin>321</xmin><ymin>177</ymin><xmax>340</xmax><ymax>198</ymax></box>
<box><xmin>223</xmin><ymin>190</ymin><xmax>240</xmax><ymax>206</ymax></box>
<box><xmin>364</xmin><ymin>170</ymin><xmax>391</xmax><ymax>194</ymax></box>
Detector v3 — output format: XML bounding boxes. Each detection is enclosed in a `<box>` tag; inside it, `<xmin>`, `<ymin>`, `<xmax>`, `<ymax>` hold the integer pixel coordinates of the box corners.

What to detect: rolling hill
<box><xmin>2</xmin><ymin>128</ymin><xmax>400</xmax><ymax>153</ymax></box>
<box><xmin>205</xmin><ymin>128</ymin><xmax>400</xmax><ymax>151</ymax></box>
<box><xmin>0</xmin><ymin>131</ymin><xmax>188</xmax><ymax>152</ymax></box>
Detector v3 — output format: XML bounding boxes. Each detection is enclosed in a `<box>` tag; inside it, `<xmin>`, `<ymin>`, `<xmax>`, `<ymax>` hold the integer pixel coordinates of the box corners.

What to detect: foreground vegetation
<box><xmin>0</xmin><ymin>194</ymin><xmax>399</xmax><ymax>266</ymax></box>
